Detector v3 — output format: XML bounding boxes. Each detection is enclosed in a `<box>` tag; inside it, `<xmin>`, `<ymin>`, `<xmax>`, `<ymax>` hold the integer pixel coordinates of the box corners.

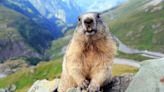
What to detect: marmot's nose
<box><xmin>84</xmin><ymin>18</ymin><xmax>93</xmax><ymax>25</ymax></box>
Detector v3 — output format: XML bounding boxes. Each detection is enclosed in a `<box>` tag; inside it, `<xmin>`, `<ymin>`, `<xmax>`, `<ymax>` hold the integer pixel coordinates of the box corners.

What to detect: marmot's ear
<box><xmin>78</xmin><ymin>16</ymin><xmax>81</xmax><ymax>21</ymax></box>
<box><xmin>97</xmin><ymin>13</ymin><xmax>100</xmax><ymax>18</ymax></box>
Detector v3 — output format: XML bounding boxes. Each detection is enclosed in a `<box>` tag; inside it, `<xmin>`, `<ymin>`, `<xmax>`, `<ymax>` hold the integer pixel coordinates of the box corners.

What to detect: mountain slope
<box><xmin>0</xmin><ymin>5</ymin><xmax>54</xmax><ymax>62</ymax></box>
<box><xmin>103</xmin><ymin>0</ymin><xmax>164</xmax><ymax>52</ymax></box>
<box><xmin>1</xmin><ymin>0</ymin><xmax>84</xmax><ymax>37</ymax></box>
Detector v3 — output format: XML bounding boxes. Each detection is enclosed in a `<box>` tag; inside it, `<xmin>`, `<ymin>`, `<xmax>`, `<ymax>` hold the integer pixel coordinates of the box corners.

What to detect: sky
<box><xmin>76</xmin><ymin>0</ymin><xmax>127</xmax><ymax>12</ymax></box>
<box><xmin>76</xmin><ymin>0</ymin><xmax>126</xmax><ymax>7</ymax></box>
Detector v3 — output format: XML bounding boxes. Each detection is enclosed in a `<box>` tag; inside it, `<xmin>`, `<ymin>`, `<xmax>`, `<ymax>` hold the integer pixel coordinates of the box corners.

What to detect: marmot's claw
<box><xmin>87</xmin><ymin>84</ymin><xmax>100</xmax><ymax>92</ymax></box>
<box><xmin>79</xmin><ymin>80</ymin><xmax>89</xmax><ymax>90</ymax></box>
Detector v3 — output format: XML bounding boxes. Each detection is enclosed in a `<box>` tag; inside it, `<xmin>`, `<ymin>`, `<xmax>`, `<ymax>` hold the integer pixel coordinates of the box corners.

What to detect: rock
<box><xmin>66</xmin><ymin>88</ymin><xmax>81</xmax><ymax>92</ymax></box>
<box><xmin>0</xmin><ymin>84</ymin><xmax>16</xmax><ymax>92</ymax></box>
<box><xmin>28</xmin><ymin>74</ymin><xmax>133</xmax><ymax>92</ymax></box>
<box><xmin>0</xmin><ymin>73</ymin><xmax>7</xmax><ymax>78</ymax></box>
<box><xmin>8</xmin><ymin>84</ymin><xmax>16</xmax><ymax>92</ymax></box>
<box><xmin>65</xmin><ymin>73</ymin><xmax>133</xmax><ymax>92</ymax></box>
<box><xmin>103</xmin><ymin>73</ymin><xmax>133</xmax><ymax>92</ymax></box>
<box><xmin>28</xmin><ymin>58</ymin><xmax>164</xmax><ymax>92</ymax></box>
<box><xmin>126</xmin><ymin>58</ymin><xmax>164</xmax><ymax>92</ymax></box>
<box><xmin>28</xmin><ymin>79</ymin><xmax>60</xmax><ymax>92</ymax></box>
<box><xmin>151</xmin><ymin>6</ymin><xmax>163</xmax><ymax>12</ymax></box>
<box><xmin>61</xmin><ymin>58</ymin><xmax>164</xmax><ymax>92</ymax></box>
<box><xmin>0</xmin><ymin>89</ymin><xmax>6</xmax><ymax>92</ymax></box>
<box><xmin>0</xmin><ymin>59</ymin><xmax>29</xmax><ymax>78</ymax></box>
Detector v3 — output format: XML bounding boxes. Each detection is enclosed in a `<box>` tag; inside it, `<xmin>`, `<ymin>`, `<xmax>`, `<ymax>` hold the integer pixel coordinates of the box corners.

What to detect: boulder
<box><xmin>66</xmin><ymin>74</ymin><xmax>133</xmax><ymax>92</ymax></box>
<box><xmin>0</xmin><ymin>84</ymin><xmax>16</xmax><ymax>92</ymax></box>
<box><xmin>126</xmin><ymin>58</ymin><xmax>164</xmax><ymax>92</ymax></box>
<box><xmin>28</xmin><ymin>74</ymin><xmax>133</xmax><ymax>92</ymax></box>
<box><xmin>28</xmin><ymin>79</ymin><xmax>59</xmax><ymax>92</ymax></box>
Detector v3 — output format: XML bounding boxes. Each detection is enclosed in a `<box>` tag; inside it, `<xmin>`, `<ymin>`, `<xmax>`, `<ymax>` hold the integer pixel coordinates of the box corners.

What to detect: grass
<box><xmin>112</xmin><ymin>64</ymin><xmax>138</xmax><ymax>76</ymax></box>
<box><xmin>103</xmin><ymin>1</ymin><xmax>164</xmax><ymax>53</ymax></box>
<box><xmin>46</xmin><ymin>32</ymin><xmax>72</xmax><ymax>59</ymax></box>
<box><xmin>117</xmin><ymin>51</ymin><xmax>151</xmax><ymax>61</ymax></box>
<box><xmin>0</xmin><ymin>58</ymin><xmax>62</xmax><ymax>92</ymax></box>
<box><xmin>0</xmin><ymin>57</ymin><xmax>138</xmax><ymax>92</ymax></box>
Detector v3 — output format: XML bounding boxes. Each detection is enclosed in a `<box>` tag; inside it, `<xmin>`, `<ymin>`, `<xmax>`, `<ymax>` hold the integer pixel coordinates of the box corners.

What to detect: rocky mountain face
<box><xmin>0</xmin><ymin>5</ymin><xmax>54</xmax><ymax>63</ymax></box>
<box><xmin>0</xmin><ymin>0</ymin><xmax>84</xmax><ymax>37</ymax></box>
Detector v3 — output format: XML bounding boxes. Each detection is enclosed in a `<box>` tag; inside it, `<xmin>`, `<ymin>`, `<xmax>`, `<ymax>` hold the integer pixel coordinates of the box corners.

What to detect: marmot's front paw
<box><xmin>87</xmin><ymin>83</ymin><xmax>100</xmax><ymax>92</ymax></box>
<box><xmin>79</xmin><ymin>80</ymin><xmax>89</xmax><ymax>90</ymax></box>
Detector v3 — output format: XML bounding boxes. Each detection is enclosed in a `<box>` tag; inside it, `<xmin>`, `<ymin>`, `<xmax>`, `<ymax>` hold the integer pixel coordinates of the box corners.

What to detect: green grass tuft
<box><xmin>0</xmin><ymin>58</ymin><xmax>62</xmax><ymax>92</ymax></box>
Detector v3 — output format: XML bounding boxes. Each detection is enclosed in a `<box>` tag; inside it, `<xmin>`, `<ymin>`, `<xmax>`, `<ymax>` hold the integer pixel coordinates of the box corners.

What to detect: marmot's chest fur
<box><xmin>75</xmin><ymin>38</ymin><xmax>111</xmax><ymax>74</ymax></box>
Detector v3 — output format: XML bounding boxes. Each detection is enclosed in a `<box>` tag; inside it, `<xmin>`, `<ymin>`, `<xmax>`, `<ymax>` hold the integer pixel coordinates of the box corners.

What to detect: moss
<box><xmin>112</xmin><ymin>64</ymin><xmax>138</xmax><ymax>76</ymax></box>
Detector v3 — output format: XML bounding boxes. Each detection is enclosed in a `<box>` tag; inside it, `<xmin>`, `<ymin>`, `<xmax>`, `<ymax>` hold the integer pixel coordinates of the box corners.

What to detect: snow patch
<box><xmin>144</xmin><ymin>0</ymin><xmax>163</xmax><ymax>8</ymax></box>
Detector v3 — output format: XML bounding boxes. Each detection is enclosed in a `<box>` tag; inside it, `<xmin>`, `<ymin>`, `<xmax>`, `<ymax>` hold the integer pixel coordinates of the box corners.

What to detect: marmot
<box><xmin>58</xmin><ymin>12</ymin><xmax>117</xmax><ymax>92</ymax></box>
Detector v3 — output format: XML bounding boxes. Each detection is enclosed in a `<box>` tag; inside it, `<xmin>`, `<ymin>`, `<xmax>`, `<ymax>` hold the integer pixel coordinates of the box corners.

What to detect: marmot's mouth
<box><xmin>84</xmin><ymin>29</ymin><xmax>97</xmax><ymax>36</ymax></box>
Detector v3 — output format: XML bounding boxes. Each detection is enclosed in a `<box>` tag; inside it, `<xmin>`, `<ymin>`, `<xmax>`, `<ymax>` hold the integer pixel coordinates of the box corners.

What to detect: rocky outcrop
<box><xmin>126</xmin><ymin>58</ymin><xmax>164</xmax><ymax>92</ymax></box>
<box><xmin>0</xmin><ymin>31</ymin><xmax>41</xmax><ymax>61</ymax></box>
<box><xmin>0</xmin><ymin>59</ymin><xmax>28</xmax><ymax>78</ymax></box>
<box><xmin>0</xmin><ymin>38</ymin><xmax>41</xmax><ymax>60</ymax></box>
<box><xmin>28</xmin><ymin>79</ymin><xmax>60</xmax><ymax>92</ymax></box>
<box><xmin>28</xmin><ymin>58</ymin><xmax>164</xmax><ymax>92</ymax></box>
<box><xmin>66</xmin><ymin>74</ymin><xmax>133</xmax><ymax>92</ymax></box>
<box><xmin>28</xmin><ymin>74</ymin><xmax>133</xmax><ymax>92</ymax></box>
<box><xmin>0</xmin><ymin>84</ymin><xmax>16</xmax><ymax>92</ymax></box>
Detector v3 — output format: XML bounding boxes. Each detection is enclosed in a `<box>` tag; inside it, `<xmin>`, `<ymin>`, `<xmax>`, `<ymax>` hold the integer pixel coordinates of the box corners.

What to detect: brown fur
<box><xmin>58</xmin><ymin>13</ymin><xmax>117</xmax><ymax>92</ymax></box>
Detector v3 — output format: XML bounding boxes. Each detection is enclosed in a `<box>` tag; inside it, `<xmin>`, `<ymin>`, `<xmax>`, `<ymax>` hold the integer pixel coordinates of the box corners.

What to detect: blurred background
<box><xmin>0</xmin><ymin>0</ymin><xmax>163</xmax><ymax>92</ymax></box>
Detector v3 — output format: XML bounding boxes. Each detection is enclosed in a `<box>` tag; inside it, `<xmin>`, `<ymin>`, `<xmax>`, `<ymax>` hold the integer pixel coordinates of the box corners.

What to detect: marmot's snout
<box><xmin>80</xmin><ymin>13</ymin><xmax>100</xmax><ymax>36</ymax></box>
<box><xmin>83</xmin><ymin>17</ymin><xmax>96</xmax><ymax>36</ymax></box>
<box><xmin>84</xmin><ymin>18</ymin><xmax>94</xmax><ymax>29</ymax></box>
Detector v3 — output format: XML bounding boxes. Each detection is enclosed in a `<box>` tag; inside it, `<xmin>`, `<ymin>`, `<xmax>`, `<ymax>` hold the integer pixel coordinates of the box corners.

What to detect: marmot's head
<box><xmin>76</xmin><ymin>12</ymin><xmax>109</xmax><ymax>37</ymax></box>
